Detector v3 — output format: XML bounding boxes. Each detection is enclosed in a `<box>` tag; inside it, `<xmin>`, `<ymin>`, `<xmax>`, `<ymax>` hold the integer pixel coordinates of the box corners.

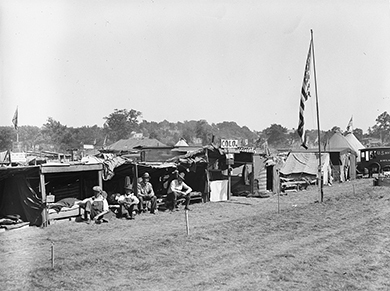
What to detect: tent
<box><xmin>344</xmin><ymin>133</ymin><xmax>365</xmax><ymax>162</ymax></box>
<box><xmin>326</xmin><ymin>132</ymin><xmax>363</xmax><ymax>159</ymax></box>
<box><xmin>174</xmin><ymin>139</ymin><xmax>189</xmax><ymax>147</ymax></box>
<box><xmin>280</xmin><ymin>152</ymin><xmax>332</xmax><ymax>185</ymax></box>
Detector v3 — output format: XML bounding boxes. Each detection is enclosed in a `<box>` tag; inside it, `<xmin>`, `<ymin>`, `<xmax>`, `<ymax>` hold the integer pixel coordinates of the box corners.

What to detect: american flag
<box><xmin>297</xmin><ymin>42</ymin><xmax>312</xmax><ymax>149</ymax></box>
<box><xmin>346</xmin><ymin>116</ymin><xmax>353</xmax><ymax>133</ymax></box>
<box><xmin>12</xmin><ymin>107</ymin><xmax>18</xmax><ymax>130</ymax></box>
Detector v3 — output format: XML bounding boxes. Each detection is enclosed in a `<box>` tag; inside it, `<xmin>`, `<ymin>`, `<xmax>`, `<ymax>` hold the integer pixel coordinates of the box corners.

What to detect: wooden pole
<box><xmin>311</xmin><ymin>29</ymin><xmax>323</xmax><ymax>202</ymax></box>
<box><xmin>250</xmin><ymin>153</ymin><xmax>254</xmax><ymax>195</ymax></box>
<box><xmin>51</xmin><ymin>242</ymin><xmax>55</xmax><ymax>268</ymax></box>
<box><xmin>39</xmin><ymin>170</ymin><xmax>48</xmax><ymax>227</ymax></box>
<box><xmin>185</xmin><ymin>209</ymin><xmax>190</xmax><ymax>236</ymax></box>
<box><xmin>228</xmin><ymin>165</ymin><xmax>231</xmax><ymax>200</ymax></box>
<box><xmin>98</xmin><ymin>169</ymin><xmax>103</xmax><ymax>189</ymax></box>
<box><xmin>133</xmin><ymin>163</ymin><xmax>139</xmax><ymax>196</ymax></box>
<box><xmin>277</xmin><ymin>188</ymin><xmax>280</xmax><ymax>214</ymax></box>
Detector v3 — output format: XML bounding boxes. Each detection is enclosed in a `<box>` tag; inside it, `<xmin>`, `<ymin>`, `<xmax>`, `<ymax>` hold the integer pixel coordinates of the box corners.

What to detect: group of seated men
<box><xmin>84</xmin><ymin>170</ymin><xmax>193</xmax><ymax>224</ymax></box>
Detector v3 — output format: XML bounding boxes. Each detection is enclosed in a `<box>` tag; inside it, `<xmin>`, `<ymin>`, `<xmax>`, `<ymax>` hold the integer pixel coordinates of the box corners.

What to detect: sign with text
<box><xmin>221</xmin><ymin>139</ymin><xmax>239</xmax><ymax>149</ymax></box>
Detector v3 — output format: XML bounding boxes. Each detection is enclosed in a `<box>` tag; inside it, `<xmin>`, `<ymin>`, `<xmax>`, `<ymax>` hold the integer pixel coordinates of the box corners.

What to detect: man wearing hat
<box><xmin>137</xmin><ymin>172</ymin><xmax>157</xmax><ymax>214</ymax></box>
<box><xmin>167</xmin><ymin>172</ymin><xmax>192</xmax><ymax>211</ymax></box>
<box><xmin>116</xmin><ymin>185</ymin><xmax>139</xmax><ymax>219</ymax></box>
<box><xmin>84</xmin><ymin>186</ymin><xmax>109</xmax><ymax>224</ymax></box>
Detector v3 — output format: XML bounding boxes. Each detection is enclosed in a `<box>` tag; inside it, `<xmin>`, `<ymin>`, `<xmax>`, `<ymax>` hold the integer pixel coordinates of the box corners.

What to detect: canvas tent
<box><xmin>344</xmin><ymin>133</ymin><xmax>365</xmax><ymax>162</ymax></box>
<box><xmin>326</xmin><ymin>132</ymin><xmax>364</xmax><ymax>161</ymax></box>
<box><xmin>280</xmin><ymin>152</ymin><xmax>332</xmax><ymax>185</ymax></box>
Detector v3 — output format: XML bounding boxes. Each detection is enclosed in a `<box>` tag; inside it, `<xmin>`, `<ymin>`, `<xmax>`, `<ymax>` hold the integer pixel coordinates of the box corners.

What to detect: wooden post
<box><xmin>51</xmin><ymin>242</ymin><xmax>55</xmax><ymax>268</ymax></box>
<box><xmin>133</xmin><ymin>163</ymin><xmax>139</xmax><ymax>196</ymax></box>
<box><xmin>277</xmin><ymin>188</ymin><xmax>280</xmax><ymax>214</ymax></box>
<box><xmin>185</xmin><ymin>209</ymin><xmax>190</xmax><ymax>236</ymax></box>
<box><xmin>98</xmin><ymin>169</ymin><xmax>103</xmax><ymax>188</ymax></box>
<box><xmin>205</xmin><ymin>149</ymin><xmax>210</xmax><ymax>202</ymax></box>
<box><xmin>250</xmin><ymin>153</ymin><xmax>254</xmax><ymax>194</ymax></box>
<box><xmin>39</xmin><ymin>170</ymin><xmax>48</xmax><ymax>227</ymax></box>
<box><xmin>227</xmin><ymin>165</ymin><xmax>231</xmax><ymax>200</ymax></box>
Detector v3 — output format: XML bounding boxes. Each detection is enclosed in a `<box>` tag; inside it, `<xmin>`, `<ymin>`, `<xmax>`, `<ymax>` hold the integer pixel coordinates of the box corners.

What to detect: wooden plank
<box><xmin>40</xmin><ymin>172</ymin><xmax>48</xmax><ymax>227</ymax></box>
<box><xmin>40</xmin><ymin>164</ymin><xmax>103</xmax><ymax>174</ymax></box>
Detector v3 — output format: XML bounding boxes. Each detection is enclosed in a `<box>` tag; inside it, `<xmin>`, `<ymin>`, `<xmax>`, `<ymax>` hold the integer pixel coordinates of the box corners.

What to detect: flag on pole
<box><xmin>12</xmin><ymin>107</ymin><xmax>18</xmax><ymax>130</ymax></box>
<box><xmin>263</xmin><ymin>140</ymin><xmax>271</xmax><ymax>156</ymax></box>
<box><xmin>346</xmin><ymin>116</ymin><xmax>353</xmax><ymax>133</ymax></box>
<box><xmin>297</xmin><ymin>42</ymin><xmax>312</xmax><ymax>149</ymax></box>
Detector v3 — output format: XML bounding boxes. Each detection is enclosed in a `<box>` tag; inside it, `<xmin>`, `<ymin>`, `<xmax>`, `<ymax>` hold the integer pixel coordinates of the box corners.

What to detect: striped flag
<box><xmin>346</xmin><ymin>116</ymin><xmax>353</xmax><ymax>133</ymax></box>
<box><xmin>12</xmin><ymin>107</ymin><xmax>18</xmax><ymax>130</ymax></box>
<box><xmin>297</xmin><ymin>42</ymin><xmax>312</xmax><ymax>149</ymax></box>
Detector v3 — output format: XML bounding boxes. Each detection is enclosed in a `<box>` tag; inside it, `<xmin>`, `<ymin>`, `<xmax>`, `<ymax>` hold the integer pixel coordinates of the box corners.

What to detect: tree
<box><xmin>371</xmin><ymin>111</ymin><xmax>390</xmax><ymax>144</ymax></box>
<box><xmin>18</xmin><ymin>126</ymin><xmax>43</xmax><ymax>151</ymax></box>
<box><xmin>352</xmin><ymin>128</ymin><xmax>363</xmax><ymax>142</ymax></box>
<box><xmin>195</xmin><ymin>120</ymin><xmax>213</xmax><ymax>145</ymax></box>
<box><xmin>0</xmin><ymin>127</ymin><xmax>14</xmax><ymax>151</ymax></box>
<box><xmin>103</xmin><ymin>109</ymin><xmax>142</xmax><ymax>142</ymax></box>
<box><xmin>263</xmin><ymin>124</ymin><xmax>288</xmax><ymax>148</ymax></box>
<box><xmin>41</xmin><ymin>118</ymin><xmax>69</xmax><ymax>151</ymax></box>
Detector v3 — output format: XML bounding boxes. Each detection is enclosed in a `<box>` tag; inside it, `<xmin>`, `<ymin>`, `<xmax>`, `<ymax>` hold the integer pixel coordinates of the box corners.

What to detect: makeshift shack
<box><xmin>0</xmin><ymin>163</ymin><xmax>104</xmax><ymax>227</ymax></box>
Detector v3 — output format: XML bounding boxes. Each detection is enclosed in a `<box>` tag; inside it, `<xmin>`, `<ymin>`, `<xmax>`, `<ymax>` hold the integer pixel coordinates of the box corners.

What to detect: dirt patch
<box><xmin>1</xmin><ymin>179</ymin><xmax>390</xmax><ymax>290</ymax></box>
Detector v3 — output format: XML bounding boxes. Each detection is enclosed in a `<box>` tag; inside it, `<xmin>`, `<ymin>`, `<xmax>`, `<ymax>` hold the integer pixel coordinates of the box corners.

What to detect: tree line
<box><xmin>0</xmin><ymin>109</ymin><xmax>389</xmax><ymax>153</ymax></box>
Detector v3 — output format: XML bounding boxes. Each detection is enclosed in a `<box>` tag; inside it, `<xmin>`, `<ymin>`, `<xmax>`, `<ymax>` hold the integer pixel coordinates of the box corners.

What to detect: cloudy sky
<box><xmin>1</xmin><ymin>0</ymin><xmax>389</xmax><ymax>133</ymax></box>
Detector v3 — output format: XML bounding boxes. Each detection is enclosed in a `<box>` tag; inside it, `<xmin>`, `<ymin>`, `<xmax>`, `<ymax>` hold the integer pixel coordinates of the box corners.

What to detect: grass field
<box><xmin>1</xmin><ymin>178</ymin><xmax>390</xmax><ymax>291</ymax></box>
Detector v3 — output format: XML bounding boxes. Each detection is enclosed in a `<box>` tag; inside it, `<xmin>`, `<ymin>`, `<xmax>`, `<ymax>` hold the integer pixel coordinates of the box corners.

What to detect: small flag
<box><xmin>297</xmin><ymin>41</ymin><xmax>312</xmax><ymax>149</ymax></box>
<box><xmin>346</xmin><ymin>116</ymin><xmax>353</xmax><ymax>133</ymax></box>
<box><xmin>263</xmin><ymin>140</ymin><xmax>271</xmax><ymax>156</ymax></box>
<box><xmin>12</xmin><ymin>107</ymin><xmax>18</xmax><ymax>130</ymax></box>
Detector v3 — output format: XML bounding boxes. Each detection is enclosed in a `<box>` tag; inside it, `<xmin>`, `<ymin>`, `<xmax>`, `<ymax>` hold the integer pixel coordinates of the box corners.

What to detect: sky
<box><xmin>1</xmin><ymin>0</ymin><xmax>389</xmax><ymax>133</ymax></box>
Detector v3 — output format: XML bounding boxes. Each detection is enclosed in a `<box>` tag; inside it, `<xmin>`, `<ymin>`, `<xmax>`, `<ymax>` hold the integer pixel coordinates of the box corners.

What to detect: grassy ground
<box><xmin>1</xmin><ymin>179</ymin><xmax>390</xmax><ymax>290</ymax></box>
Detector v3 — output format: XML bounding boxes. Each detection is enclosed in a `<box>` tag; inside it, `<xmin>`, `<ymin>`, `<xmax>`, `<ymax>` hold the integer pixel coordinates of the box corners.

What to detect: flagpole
<box><xmin>311</xmin><ymin>29</ymin><xmax>323</xmax><ymax>202</ymax></box>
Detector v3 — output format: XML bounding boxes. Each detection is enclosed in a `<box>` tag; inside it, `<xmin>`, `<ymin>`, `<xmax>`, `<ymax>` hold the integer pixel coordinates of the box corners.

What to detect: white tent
<box><xmin>344</xmin><ymin>133</ymin><xmax>365</xmax><ymax>162</ymax></box>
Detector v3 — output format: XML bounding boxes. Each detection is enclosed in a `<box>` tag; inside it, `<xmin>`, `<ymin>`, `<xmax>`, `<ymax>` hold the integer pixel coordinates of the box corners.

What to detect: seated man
<box><xmin>137</xmin><ymin>172</ymin><xmax>157</xmax><ymax>214</ymax></box>
<box><xmin>84</xmin><ymin>186</ymin><xmax>110</xmax><ymax>224</ymax></box>
<box><xmin>116</xmin><ymin>186</ymin><xmax>139</xmax><ymax>219</ymax></box>
<box><xmin>167</xmin><ymin>171</ymin><xmax>192</xmax><ymax>211</ymax></box>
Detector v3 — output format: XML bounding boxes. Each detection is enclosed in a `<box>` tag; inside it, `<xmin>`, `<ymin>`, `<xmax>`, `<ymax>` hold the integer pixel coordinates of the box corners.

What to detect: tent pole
<box><xmin>311</xmin><ymin>29</ymin><xmax>323</xmax><ymax>202</ymax></box>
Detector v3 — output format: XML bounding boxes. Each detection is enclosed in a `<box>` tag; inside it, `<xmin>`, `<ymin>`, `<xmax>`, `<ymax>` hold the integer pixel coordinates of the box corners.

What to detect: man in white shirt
<box><xmin>117</xmin><ymin>186</ymin><xmax>139</xmax><ymax>219</ymax></box>
<box><xmin>84</xmin><ymin>186</ymin><xmax>109</xmax><ymax>224</ymax></box>
<box><xmin>167</xmin><ymin>172</ymin><xmax>192</xmax><ymax>211</ymax></box>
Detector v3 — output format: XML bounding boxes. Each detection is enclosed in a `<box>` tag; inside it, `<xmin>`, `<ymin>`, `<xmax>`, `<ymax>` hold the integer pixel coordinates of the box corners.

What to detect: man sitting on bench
<box><xmin>84</xmin><ymin>186</ymin><xmax>109</xmax><ymax>224</ymax></box>
<box><xmin>137</xmin><ymin>172</ymin><xmax>157</xmax><ymax>214</ymax></box>
<box><xmin>167</xmin><ymin>171</ymin><xmax>192</xmax><ymax>211</ymax></box>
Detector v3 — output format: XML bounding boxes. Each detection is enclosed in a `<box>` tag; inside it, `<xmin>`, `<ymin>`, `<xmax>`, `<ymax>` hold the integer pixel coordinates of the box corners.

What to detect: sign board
<box><xmin>10</xmin><ymin>152</ymin><xmax>26</xmax><ymax>163</ymax></box>
<box><xmin>225</xmin><ymin>153</ymin><xmax>234</xmax><ymax>165</ymax></box>
<box><xmin>221</xmin><ymin>139</ymin><xmax>239</xmax><ymax>149</ymax></box>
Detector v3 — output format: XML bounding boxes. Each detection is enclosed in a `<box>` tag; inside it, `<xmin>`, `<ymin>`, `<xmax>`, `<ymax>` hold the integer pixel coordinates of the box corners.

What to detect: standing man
<box><xmin>138</xmin><ymin>172</ymin><xmax>158</xmax><ymax>214</ymax></box>
<box><xmin>167</xmin><ymin>172</ymin><xmax>192</xmax><ymax>211</ymax></box>
<box><xmin>84</xmin><ymin>186</ymin><xmax>110</xmax><ymax>224</ymax></box>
